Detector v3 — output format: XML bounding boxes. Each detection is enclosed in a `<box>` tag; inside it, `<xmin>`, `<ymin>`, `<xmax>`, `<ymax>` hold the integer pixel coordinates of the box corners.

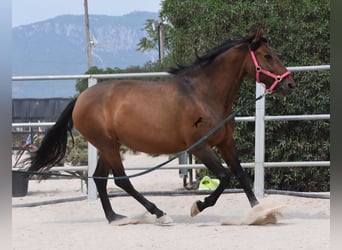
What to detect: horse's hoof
<box><xmin>108</xmin><ymin>214</ymin><xmax>130</xmax><ymax>226</ymax></box>
<box><xmin>156</xmin><ymin>214</ymin><xmax>174</xmax><ymax>226</ymax></box>
<box><xmin>191</xmin><ymin>201</ymin><xmax>200</xmax><ymax>217</ymax></box>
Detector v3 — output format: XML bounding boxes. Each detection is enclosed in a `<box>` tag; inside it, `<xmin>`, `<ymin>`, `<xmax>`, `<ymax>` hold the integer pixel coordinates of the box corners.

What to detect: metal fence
<box><xmin>12</xmin><ymin>65</ymin><xmax>330</xmax><ymax>200</ymax></box>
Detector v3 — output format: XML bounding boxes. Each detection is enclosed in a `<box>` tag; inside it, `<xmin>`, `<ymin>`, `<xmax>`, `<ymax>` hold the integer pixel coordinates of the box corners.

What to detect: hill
<box><xmin>12</xmin><ymin>11</ymin><xmax>158</xmax><ymax>98</ymax></box>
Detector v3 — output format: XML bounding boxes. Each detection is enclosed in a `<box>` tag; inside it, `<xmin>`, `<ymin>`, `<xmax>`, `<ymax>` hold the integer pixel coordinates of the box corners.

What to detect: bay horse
<box><xmin>28</xmin><ymin>29</ymin><xmax>295</xmax><ymax>224</ymax></box>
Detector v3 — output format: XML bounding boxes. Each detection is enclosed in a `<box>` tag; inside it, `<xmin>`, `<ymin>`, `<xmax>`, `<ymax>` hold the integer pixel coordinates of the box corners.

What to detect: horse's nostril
<box><xmin>288</xmin><ymin>82</ymin><xmax>296</xmax><ymax>89</ymax></box>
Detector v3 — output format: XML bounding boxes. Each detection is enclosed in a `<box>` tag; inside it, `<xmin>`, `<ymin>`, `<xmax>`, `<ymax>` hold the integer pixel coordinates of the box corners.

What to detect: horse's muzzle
<box><xmin>277</xmin><ymin>80</ymin><xmax>296</xmax><ymax>96</ymax></box>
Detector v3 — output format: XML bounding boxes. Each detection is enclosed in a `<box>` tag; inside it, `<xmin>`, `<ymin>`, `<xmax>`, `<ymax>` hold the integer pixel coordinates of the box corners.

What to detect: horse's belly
<box><xmin>118</xmin><ymin>131</ymin><xmax>185</xmax><ymax>155</ymax></box>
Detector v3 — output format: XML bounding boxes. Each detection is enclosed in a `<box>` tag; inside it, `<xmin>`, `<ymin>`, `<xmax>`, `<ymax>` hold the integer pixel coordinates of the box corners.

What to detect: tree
<box><xmin>159</xmin><ymin>0</ymin><xmax>329</xmax><ymax>65</ymax></box>
<box><xmin>156</xmin><ymin>0</ymin><xmax>330</xmax><ymax>191</ymax></box>
<box><xmin>75</xmin><ymin>63</ymin><xmax>171</xmax><ymax>94</ymax></box>
<box><xmin>75</xmin><ymin>66</ymin><xmax>127</xmax><ymax>94</ymax></box>
<box><xmin>137</xmin><ymin>19</ymin><xmax>162</xmax><ymax>52</ymax></box>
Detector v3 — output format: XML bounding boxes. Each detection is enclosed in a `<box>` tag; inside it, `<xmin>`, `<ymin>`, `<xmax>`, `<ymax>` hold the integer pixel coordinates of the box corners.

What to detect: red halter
<box><xmin>249</xmin><ymin>47</ymin><xmax>291</xmax><ymax>92</ymax></box>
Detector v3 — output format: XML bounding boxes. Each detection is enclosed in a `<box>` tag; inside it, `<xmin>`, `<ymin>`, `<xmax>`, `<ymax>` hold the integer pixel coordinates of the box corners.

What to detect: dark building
<box><xmin>12</xmin><ymin>98</ymin><xmax>71</xmax><ymax>123</ymax></box>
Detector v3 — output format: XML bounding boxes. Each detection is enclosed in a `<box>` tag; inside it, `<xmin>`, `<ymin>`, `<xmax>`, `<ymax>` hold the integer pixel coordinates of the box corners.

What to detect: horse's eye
<box><xmin>264</xmin><ymin>54</ymin><xmax>272</xmax><ymax>60</ymax></box>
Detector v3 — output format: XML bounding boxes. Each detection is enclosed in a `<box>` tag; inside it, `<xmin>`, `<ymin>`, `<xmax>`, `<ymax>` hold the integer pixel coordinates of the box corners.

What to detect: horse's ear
<box><xmin>252</xmin><ymin>28</ymin><xmax>264</xmax><ymax>43</ymax></box>
<box><xmin>250</xmin><ymin>28</ymin><xmax>264</xmax><ymax>50</ymax></box>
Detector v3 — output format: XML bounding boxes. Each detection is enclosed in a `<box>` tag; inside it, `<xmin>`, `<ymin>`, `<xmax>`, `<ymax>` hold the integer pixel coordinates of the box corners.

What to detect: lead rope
<box><xmin>13</xmin><ymin>91</ymin><xmax>269</xmax><ymax>180</ymax></box>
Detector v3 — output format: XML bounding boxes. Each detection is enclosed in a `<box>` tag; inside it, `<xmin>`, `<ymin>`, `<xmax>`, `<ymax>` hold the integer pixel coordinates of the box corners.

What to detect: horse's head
<box><xmin>246</xmin><ymin>29</ymin><xmax>295</xmax><ymax>96</ymax></box>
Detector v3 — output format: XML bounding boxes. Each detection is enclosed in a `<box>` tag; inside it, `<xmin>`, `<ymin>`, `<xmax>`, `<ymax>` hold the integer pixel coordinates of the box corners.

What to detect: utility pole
<box><xmin>84</xmin><ymin>0</ymin><xmax>97</xmax><ymax>200</ymax></box>
<box><xmin>84</xmin><ymin>0</ymin><xmax>92</xmax><ymax>69</ymax></box>
<box><xmin>158</xmin><ymin>16</ymin><xmax>164</xmax><ymax>62</ymax></box>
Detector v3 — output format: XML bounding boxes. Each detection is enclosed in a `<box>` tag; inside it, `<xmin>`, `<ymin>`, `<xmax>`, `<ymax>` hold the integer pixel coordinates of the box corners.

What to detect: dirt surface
<box><xmin>12</xmin><ymin>154</ymin><xmax>330</xmax><ymax>250</ymax></box>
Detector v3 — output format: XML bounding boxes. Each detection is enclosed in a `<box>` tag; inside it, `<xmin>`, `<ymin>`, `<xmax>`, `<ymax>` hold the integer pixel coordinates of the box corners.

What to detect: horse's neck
<box><xmin>192</xmin><ymin>50</ymin><xmax>247</xmax><ymax>113</ymax></box>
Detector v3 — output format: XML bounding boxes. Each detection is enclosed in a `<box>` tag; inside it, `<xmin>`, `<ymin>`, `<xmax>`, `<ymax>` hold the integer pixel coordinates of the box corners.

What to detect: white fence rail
<box><xmin>12</xmin><ymin>65</ymin><xmax>330</xmax><ymax>200</ymax></box>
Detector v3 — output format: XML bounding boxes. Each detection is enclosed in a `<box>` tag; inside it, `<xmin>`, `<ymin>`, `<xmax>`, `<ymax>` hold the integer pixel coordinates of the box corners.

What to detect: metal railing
<box><xmin>12</xmin><ymin>65</ymin><xmax>330</xmax><ymax>200</ymax></box>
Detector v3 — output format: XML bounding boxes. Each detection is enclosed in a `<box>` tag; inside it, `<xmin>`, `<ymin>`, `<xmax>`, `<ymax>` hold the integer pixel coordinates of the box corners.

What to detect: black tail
<box><xmin>28</xmin><ymin>98</ymin><xmax>78</xmax><ymax>172</ymax></box>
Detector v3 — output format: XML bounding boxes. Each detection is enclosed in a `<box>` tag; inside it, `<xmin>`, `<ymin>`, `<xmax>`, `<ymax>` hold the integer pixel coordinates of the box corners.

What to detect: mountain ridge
<box><xmin>13</xmin><ymin>11</ymin><xmax>159</xmax><ymax>98</ymax></box>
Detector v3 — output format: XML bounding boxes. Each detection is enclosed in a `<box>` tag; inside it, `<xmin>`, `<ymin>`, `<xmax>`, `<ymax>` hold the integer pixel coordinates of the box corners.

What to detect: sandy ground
<box><xmin>12</xmin><ymin>153</ymin><xmax>330</xmax><ymax>250</ymax></box>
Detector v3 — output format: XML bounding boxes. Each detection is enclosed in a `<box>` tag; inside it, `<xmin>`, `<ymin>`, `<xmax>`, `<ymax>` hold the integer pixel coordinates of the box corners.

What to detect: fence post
<box><xmin>254</xmin><ymin>83</ymin><xmax>265</xmax><ymax>198</ymax></box>
<box><xmin>87</xmin><ymin>77</ymin><xmax>98</xmax><ymax>201</ymax></box>
<box><xmin>178</xmin><ymin>152</ymin><xmax>189</xmax><ymax>187</ymax></box>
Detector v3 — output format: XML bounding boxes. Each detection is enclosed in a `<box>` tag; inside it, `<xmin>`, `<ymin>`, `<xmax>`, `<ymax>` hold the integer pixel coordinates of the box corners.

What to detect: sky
<box><xmin>12</xmin><ymin>0</ymin><xmax>162</xmax><ymax>27</ymax></box>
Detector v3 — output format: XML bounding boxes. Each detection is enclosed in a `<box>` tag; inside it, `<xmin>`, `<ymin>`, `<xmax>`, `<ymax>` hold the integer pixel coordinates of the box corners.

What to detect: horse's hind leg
<box><xmin>93</xmin><ymin>157</ymin><xmax>126</xmax><ymax>223</ymax></box>
<box><xmin>106</xmin><ymin>147</ymin><xmax>170</xmax><ymax>222</ymax></box>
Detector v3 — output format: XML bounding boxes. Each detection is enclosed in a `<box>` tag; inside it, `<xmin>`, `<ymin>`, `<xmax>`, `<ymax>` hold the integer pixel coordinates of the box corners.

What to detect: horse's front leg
<box><xmin>190</xmin><ymin>145</ymin><xmax>230</xmax><ymax>216</ymax></box>
<box><xmin>217</xmin><ymin>139</ymin><xmax>259</xmax><ymax>207</ymax></box>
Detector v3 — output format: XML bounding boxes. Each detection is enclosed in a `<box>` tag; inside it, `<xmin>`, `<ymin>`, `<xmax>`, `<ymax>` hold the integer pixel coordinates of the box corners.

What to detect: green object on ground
<box><xmin>199</xmin><ymin>176</ymin><xmax>220</xmax><ymax>190</ymax></box>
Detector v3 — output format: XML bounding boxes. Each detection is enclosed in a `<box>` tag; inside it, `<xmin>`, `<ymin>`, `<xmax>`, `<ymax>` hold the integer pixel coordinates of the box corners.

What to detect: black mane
<box><xmin>169</xmin><ymin>33</ymin><xmax>259</xmax><ymax>75</ymax></box>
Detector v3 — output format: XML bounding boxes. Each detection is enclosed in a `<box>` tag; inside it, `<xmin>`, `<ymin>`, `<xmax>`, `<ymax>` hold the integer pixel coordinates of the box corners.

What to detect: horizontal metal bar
<box><xmin>235</xmin><ymin>116</ymin><xmax>255</xmax><ymax>122</ymax></box>
<box><xmin>12</xmin><ymin>166</ymin><xmax>88</xmax><ymax>172</ymax></box>
<box><xmin>12</xmin><ymin>75</ymin><xmax>90</xmax><ymax>81</ymax></box>
<box><xmin>18</xmin><ymin>161</ymin><xmax>329</xmax><ymax>171</ymax></box>
<box><xmin>12</xmin><ymin>72</ymin><xmax>170</xmax><ymax>81</ymax></box>
<box><xmin>11</xmin><ymin>117</ymin><xmax>257</xmax><ymax>127</ymax></box>
<box><xmin>264</xmin><ymin>161</ymin><xmax>330</xmax><ymax>167</ymax></box>
<box><xmin>91</xmin><ymin>72</ymin><xmax>170</xmax><ymax>79</ymax></box>
<box><xmin>50</xmin><ymin>166</ymin><xmax>88</xmax><ymax>172</ymax></box>
<box><xmin>235</xmin><ymin>114</ymin><xmax>330</xmax><ymax>122</ymax></box>
<box><xmin>12</xmin><ymin>114</ymin><xmax>329</xmax><ymax>128</ymax></box>
<box><xmin>158</xmin><ymin>163</ymin><xmax>254</xmax><ymax>169</ymax></box>
<box><xmin>13</xmin><ymin>161</ymin><xmax>329</xmax><ymax>173</ymax></box>
<box><xmin>287</xmin><ymin>65</ymin><xmax>330</xmax><ymax>71</ymax></box>
<box><xmin>265</xmin><ymin>114</ymin><xmax>330</xmax><ymax>121</ymax></box>
<box><xmin>109</xmin><ymin>189</ymin><xmax>330</xmax><ymax>199</ymax></box>
<box><xmin>265</xmin><ymin>189</ymin><xmax>330</xmax><ymax>199</ymax></box>
<box><xmin>11</xmin><ymin>65</ymin><xmax>330</xmax><ymax>82</ymax></box>
<box><xmin>123</xmin><ymin>161</ymin><xmax>330</xmax><ymax>170</ymax></box>
<box><xmin>12</xmin><ymin>122</ymin><xmax>55</xmax><ymax>127</ymax></box>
